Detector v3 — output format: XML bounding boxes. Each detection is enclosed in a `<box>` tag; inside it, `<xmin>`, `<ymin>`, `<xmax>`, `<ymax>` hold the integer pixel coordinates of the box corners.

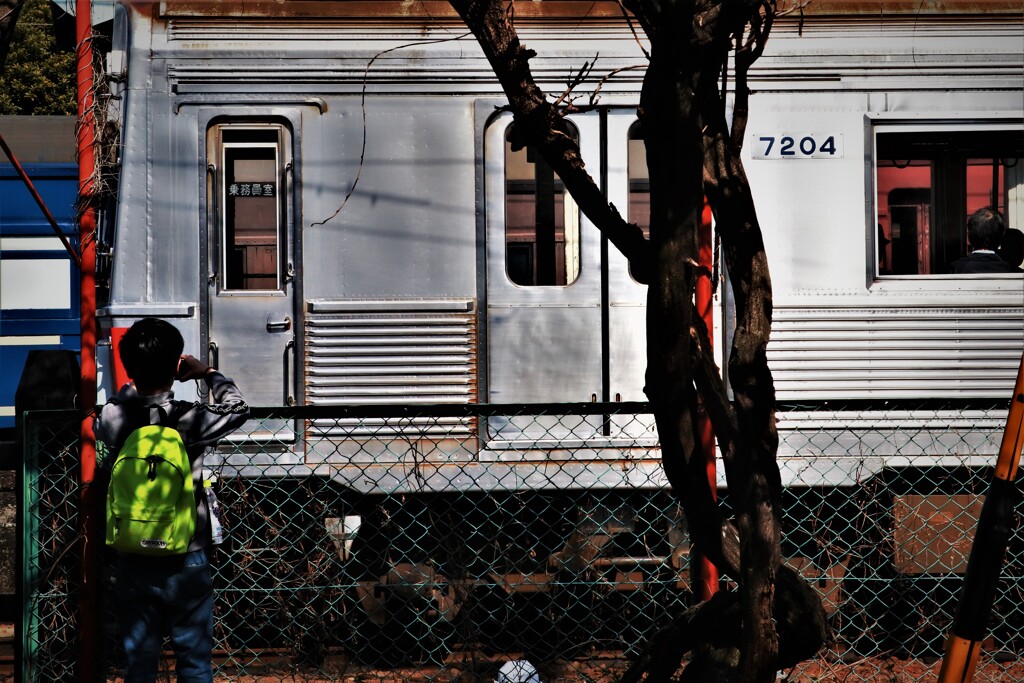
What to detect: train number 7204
<box><xmin>752</xmin><ymin>133</ymin><xmax>843</xmax><ymax>159</ymax></box>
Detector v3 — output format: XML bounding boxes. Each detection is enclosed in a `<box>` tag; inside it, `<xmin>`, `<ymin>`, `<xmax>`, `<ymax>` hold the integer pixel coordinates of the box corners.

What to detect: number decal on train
<box><xmin>752</xmin><ymin>134</ymin><xmax>843</xmax><ymax>159</ymax></box>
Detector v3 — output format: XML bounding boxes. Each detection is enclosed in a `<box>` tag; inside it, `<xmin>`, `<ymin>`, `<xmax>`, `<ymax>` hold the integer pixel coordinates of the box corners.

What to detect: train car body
<box><xmin>97</xmin><ymin>0</ymin><xmax>1023</xmax><ymax>481</ymax></box>
<box><xmin>77</xmin><ymin>0</ymin><xmax>1024</xmax><ymax>663</ymax></box>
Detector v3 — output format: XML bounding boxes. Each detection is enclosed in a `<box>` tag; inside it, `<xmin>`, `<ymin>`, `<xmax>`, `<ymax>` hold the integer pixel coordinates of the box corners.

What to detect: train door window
<box><xmin>215</xmin><ymin>126</ymin><xmax>287</xmax><ymax>291</ymax></box>
<box><xmin>627</xmin><ymin>122</ymin><xmax>650</xmax><ymax>281</ymax></box>
<box><xmin>504</xmin><ymin>123</ymin><xmax>581</xmax><ymax>286</ymax></box>
<box><xmin>876</xmin><ymin>128</ymin><xmax>1024</xmax><ymax>275</ymax></box>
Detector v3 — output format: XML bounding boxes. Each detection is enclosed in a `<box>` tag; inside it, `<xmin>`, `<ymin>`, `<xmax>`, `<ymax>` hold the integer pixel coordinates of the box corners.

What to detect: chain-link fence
<box><xmin>20</xmin><ymin>401</ymin><xmax>1024</xmax><ymax>682</ymax></box>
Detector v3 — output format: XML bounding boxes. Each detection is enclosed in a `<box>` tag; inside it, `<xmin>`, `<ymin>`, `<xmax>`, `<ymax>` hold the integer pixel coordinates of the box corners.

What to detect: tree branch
<box><xmin>551</xmin><ymin>54</ymin><xmax>598</xmax><ymax>110</ymax></box>
<box><xmin>732</xmin><ymin>0</ymin><xmax>776</xmax><ymax>149</ymax></box>
<box><xmin>615</xmin><ymin>0</ymin><xmax>652</xmax><ymax>58</ymax></box>
<box><xmin>0</xmin><ymin>0</ymin><xmax>26</xmax><ymax>70</ymax></box>
<box><xmin>449</xmin><ymin>0</ymin><xmax>652</xmax><ymax>281</ymax></box>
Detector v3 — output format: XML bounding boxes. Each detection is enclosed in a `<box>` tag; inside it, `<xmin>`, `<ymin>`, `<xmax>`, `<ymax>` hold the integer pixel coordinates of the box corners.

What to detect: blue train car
<box><xmin>0</xmin><ymin>116</ymin><xmax>79</xmax><ymax>430</ymax></box>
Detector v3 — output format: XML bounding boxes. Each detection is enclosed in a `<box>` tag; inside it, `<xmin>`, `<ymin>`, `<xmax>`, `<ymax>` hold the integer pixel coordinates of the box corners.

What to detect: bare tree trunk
<box><xmin>448</xmin><ymin>0</ymin><xmax>651</xmax><ymax>278</ymax></box>
<box><xmin>0</xmin><ymin>0</ymin><xmax>26</xmax><ymax>70</ymax></box>
<box><xmin>448</xmin><ymin>0</ymin><xmax>827</xmax><ymax>680</ymax></box>
<box><xmin>630</xmin><ymin>3</ymin><xmax>795</xmax><ymax>679</ymax></box>
<box><xmin>698</xmin><ymin>5</ymin><xmax>803</xmax><ymax>678</ymax></box>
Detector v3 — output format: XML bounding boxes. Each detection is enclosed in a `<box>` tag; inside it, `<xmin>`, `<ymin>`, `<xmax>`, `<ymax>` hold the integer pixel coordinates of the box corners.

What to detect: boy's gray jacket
<box><xmin>95</xmin><ymin>372</ymin><xmax>250</xmax><ymax>552</ymax></box>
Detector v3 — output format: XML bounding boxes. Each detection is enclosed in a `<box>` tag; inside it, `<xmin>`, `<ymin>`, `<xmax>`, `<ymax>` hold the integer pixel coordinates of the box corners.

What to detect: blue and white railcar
<box><xmin>0</xmin><ymin>116</ymin><xmax>80</xmax><ymax>430</ymax></box>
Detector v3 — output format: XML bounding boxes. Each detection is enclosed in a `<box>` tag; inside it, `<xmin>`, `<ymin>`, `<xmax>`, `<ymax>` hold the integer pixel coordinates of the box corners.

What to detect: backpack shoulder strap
<box><xmin>108</xmin><ymin>401</ymin><xmax>185</xmax><ymax>460</ymax></box>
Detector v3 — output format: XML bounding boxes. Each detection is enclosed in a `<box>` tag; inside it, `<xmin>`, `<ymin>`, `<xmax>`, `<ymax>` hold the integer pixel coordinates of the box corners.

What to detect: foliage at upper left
<box><xmin>0</xmin><ymin>0</ymin><xmax>75</xmax><ymax>115</ymax></box>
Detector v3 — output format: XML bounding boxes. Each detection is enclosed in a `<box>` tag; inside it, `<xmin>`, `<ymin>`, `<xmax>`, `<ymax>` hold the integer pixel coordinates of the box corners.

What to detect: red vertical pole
<box><xmin>75</xmin><ymin>0</ymin><xmax>99</xmax><ymax>679</ymax></box>
<box><xmin>693</xmin><ymin>199</ymin><xmax>719</xmax><ymax>601</ymax></box>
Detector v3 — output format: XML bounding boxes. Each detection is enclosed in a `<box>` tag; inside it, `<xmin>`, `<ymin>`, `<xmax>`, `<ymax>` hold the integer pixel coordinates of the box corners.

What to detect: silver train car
<box><xmin>88</xmin><ymin>0</ymin><xmax>1024</xmax><ymax>660</ymax></box>
<box><xmin>96</xmin><ymin>0</ymin><xmax>1023</xmax><ymax>480</ymax></box>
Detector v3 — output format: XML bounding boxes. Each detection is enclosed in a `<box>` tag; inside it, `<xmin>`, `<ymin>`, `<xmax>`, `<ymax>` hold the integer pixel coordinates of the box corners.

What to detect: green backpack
<box><xmin>105</xmin><ymin>424</ymin><xmax>197</xmax><ymax>556</ymax></box>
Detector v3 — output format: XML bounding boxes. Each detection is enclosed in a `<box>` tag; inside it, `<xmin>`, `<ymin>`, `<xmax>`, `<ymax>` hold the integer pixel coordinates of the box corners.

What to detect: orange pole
<box><xmin>937</xmin><ymin>353</ymin><xmax>1024</xmax><ymax>683</ymax></box>
<box><xmin>694</xmin><ymin>200</ymin><xmax>719</xmax><ymax>600</ymax></box>
<box><xmin>75</xmin><ymin>0</ymin><xmax>99</xmax><ymax>679</ymax></box>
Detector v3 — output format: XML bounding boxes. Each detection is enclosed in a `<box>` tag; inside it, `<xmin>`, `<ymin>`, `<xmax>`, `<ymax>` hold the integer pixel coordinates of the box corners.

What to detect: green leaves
<box><xmin>0</xmin><ymin>0</ymin><xmax>75</xmax><ymax>115</ymax></box>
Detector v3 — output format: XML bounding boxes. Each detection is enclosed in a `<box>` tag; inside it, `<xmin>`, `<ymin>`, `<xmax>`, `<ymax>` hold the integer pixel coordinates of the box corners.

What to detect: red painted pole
<box><xmin>75</xmin><ymin>0</ymin><xmax>99</xmax><ymax>678</ymax></box>
<box><xmin>693</xmin><ymin>200</ymin><xmax>719</xmax><ymax>601</ymax></box>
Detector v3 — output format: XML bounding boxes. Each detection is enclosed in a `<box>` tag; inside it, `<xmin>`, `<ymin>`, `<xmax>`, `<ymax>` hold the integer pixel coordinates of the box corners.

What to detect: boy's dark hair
<box><xmin>967</xmin><ymin>207</ymin><xmax>1006</xmax><ymax>251</ymax></box>
<box><xmin>119</xmin><ymin>317</ymin><xmax>184</xmax><ymax>389</ymax></box>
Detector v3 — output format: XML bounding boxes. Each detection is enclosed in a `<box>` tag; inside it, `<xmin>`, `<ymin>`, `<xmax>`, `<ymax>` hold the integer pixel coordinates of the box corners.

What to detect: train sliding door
<box><xmin>605</xmin><ymin>112</ymin><xmax>654</xmax><ymax>437</ymax></box>
<box><xmin>484</xmin><ymin>110</ymin><xmax>650</xmax><ymax>443</ymax></box>
<box><xmin>205</xmin><ymin>122</ymin><xmax>297</xmax><ymax>426</ymax></box>
<box><xmin>485</xmin><ymin>112</ymin><xmax>601</xmax><ymax>440</ymax></box>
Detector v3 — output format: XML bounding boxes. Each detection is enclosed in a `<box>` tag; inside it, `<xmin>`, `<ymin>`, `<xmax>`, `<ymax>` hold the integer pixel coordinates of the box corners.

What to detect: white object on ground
<box><xmin>496</xmin><ymin>659</ymin><xmax>540</xmax><ymax>683</ymax></box>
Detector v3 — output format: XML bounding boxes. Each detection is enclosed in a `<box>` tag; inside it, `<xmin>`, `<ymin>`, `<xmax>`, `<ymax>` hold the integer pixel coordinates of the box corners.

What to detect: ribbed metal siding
<box><xmin>305</xmin><ymin>300</ymin><xmax>477</xmax><ymax>439</ymax></box>
<box><xmin>306</xmin><ymin>300</ymin><xmax>477</xmax><ymax>406</ymax></box>
<box><xmin>769</xmin><ymin>306</ymin><xmax>1024</xmax><ymax>399</ymax></box>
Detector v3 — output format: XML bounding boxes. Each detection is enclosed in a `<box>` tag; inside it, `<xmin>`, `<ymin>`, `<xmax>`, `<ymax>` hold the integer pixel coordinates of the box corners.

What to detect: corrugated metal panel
<box><xmin>769</xmin><ymin>306</ymin><xmax>1024</xmax><ymax>399</ymax></box>
<box><xmin>162</xmin><ymin>21</ymin><xmax>1019</xmax><ymax>95</ymax></box>
<box><xmin>777</xmin><ymin>0</ymin><xmax>1024</xmax><ymax>15</ymax></box>
<box><xmin>160</xmin><ymin>1</ymin><xmax>646</xmax><ymax>21</ymax></box>
<box><xmin>306</xmin><ymin>299</ymin><xmax>477</xmax><ymax>405</ymax></box>
<box><xmin>163</xmin><ymin>17</ymin><xmax>634</xmax><ymax>41</ymax></box>
<box><xmin>159</xmin><ymin>0</ymin><xmax>1024</xmax><ymax>20</ymax></box>
<box><xmin>305</xmin><ymin>299</ymin><xmax>477</xmax><ymax>437</ymax></box>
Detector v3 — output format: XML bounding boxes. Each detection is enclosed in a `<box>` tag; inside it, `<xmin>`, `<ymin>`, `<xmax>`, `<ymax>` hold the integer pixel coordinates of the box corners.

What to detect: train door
<box><xmin>605</xmin><ymin>113</ymin><xmax>654</xmax><ymax>437</ymax></box>
<box><xmin>484</xmin><ymin>110</ymin><xmax>649</xmax><ymax>441</ymax></box>
<box><xmin>485</xmin><ymin>112</ymin><xmax>601</xmax><ymax>408</ymax></box>
<box><xmin>606</xmin><ymin>112</ymin><xmax>649</xmax><ymax>403</ymax></box>
<box><xmin>887</xmin><ymin>189</ymin><xmax>931</xmax><ymax>275</ymax></box>
<box><xmin>205</xmin><ymin>122</ymin><xmax>297</xmax><ymax>416</ymax></box>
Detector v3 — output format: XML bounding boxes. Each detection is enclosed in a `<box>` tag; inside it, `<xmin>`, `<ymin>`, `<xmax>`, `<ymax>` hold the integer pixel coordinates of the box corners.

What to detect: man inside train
<box><xmin>948</xmin><ymin>207</ymin><xmax>1023</xmax><ymax>274</ymax></box>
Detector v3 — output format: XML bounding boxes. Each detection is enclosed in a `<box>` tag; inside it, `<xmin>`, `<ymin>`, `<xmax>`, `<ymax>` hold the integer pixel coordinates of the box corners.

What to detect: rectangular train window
<box><xmin>214</xmin><ymin>126</ymin><xmax>287</xmax><ymax>291</ymax></box>
<box><xmin>876</xmin><ymin>128</ymin><xmax>1024</xmax><ymax>275</ymax></box>
<box><xmin>504</xmin><ymin>123</ymin><xmax>580</xmax><ymax>286</ymax></box>
<box><xmin>628</xmin><ymin>121</ymin><xmax>650</xmax><ymax>282</ymax></box>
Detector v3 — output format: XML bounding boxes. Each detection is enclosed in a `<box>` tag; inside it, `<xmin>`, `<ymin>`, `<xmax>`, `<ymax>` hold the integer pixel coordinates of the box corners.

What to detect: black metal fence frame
<box><xmin>19</xmin><ymin>400</ymin><xmax>1024</xmax><ymax>682</ymax></box>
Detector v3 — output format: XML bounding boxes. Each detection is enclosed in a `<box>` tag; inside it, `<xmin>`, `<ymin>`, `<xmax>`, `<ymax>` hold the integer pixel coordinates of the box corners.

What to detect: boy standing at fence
<box><xmin>95</xmin><ymin>317</ymin><xmax>249</xmax><ymax>683</ymax></box>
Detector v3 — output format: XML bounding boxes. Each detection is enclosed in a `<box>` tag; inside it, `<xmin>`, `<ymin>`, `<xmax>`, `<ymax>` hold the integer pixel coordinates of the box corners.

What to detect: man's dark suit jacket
<box><xmin>949</xmin><ymin>251</ymin><xmax>1024</xmax><ymax>274</ymax></box>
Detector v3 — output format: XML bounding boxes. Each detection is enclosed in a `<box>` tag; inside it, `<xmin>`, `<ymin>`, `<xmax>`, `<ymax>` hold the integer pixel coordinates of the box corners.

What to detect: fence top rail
<box><xmin>19</xmin><ymin>397</ymin><xmax>1012</xmax><ymax>424</ymax></box>
<box><xmin>253</xmin><ymin>398</ymin><xmax>1011</xmax><ymax>419</ymax></box>
<box><xmin>250</xmin><ymin>401</ymin><xmax>653</xmax><ymax>419</ymax></box>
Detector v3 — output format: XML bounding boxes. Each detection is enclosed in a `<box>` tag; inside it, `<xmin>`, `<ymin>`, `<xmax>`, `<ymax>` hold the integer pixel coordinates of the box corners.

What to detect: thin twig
<box><xmin>552</xmin><ymin>54</ymin><xmax>598</xmax><ymax>109</ymax></box>
<box><xmin>615</xmin><ymin>0</ymin><xmax>651</xmax><ymax>59</ymax></box>
<box><xmin>588</xmin><ymin>64</ymin><xmax>647</xmax><ymax>106</ymax></box>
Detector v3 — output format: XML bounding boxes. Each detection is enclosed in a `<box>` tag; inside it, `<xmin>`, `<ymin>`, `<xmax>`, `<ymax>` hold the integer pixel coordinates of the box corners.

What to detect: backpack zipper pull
<box><xmin>146</xmin><ymin>456</ymin><xmax>159</xmax><ymax>481</ymax></box>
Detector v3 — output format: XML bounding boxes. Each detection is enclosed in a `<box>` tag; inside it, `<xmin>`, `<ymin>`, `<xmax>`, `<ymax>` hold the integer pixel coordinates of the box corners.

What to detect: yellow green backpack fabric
<box><xmin>105</xmin><ymin>424</ymin><xmax>197</xmax><ymax>555</ymax></box>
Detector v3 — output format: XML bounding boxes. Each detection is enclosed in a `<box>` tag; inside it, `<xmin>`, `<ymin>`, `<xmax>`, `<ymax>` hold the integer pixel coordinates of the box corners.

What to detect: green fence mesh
<box><xmin>20</xmin><ymin>401</ymin><xmax>1024</xmax><ymax>682</ymax></box>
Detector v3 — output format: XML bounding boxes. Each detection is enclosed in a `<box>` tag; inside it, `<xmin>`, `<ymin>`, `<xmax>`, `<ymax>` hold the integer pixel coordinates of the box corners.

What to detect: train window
<box><xmin>504</xmin><ymin>123</ymin><xmax>580</xmax><ymax>286</ymax></box>
<box><xmin>214</xmin><ymin>126</ymin><xmax>286</xmax><ymax>291</ymax></box>
<box><xmin>876</xmin><ymin>129</ymin><xmax>1024</xmax><ymax>275</ymax></box>
<box><xmin>627</xmin><ymin>122</ymin><xmax>650</xmax><ymax>281</ymax></box>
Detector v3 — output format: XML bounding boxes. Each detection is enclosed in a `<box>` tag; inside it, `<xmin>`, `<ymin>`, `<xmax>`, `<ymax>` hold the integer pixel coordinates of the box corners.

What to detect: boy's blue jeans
<box><xmin>116</xmin><ymin>548</ymin><xmax>214</xmax><ymax>683</ymax></box>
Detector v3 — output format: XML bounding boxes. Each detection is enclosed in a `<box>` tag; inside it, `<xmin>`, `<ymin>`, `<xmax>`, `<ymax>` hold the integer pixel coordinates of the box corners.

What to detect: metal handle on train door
<box><xmin>267</xmin><ymin>316</ymin><xmax>291</xmax><ymax>332</ymax></box>
<box><xmin>208</xmin><ymin>341</ymin><xmax>219</xmax><ymax>370</ymax></box>
<box><xmin>283</xmin><ymin>162</ymin><xmax>294</xmax><ymax>284</ymax></box>
<box><xmin>207</xmin><ymin>163</ymin><xmax>218</xmax><ymax>284</ymax></box>
<box><xmin>284</xmin><ymin>339</ymin><xmax>296</xmax><ymax>406</ymax></box>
